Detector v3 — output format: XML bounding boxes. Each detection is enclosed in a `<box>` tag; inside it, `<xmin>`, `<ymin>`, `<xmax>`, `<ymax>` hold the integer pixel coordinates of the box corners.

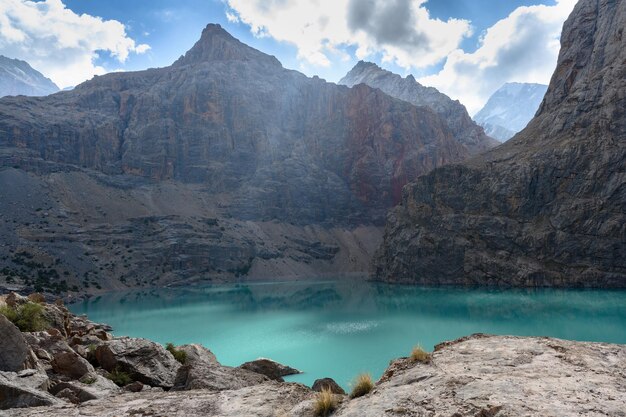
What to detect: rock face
<box><xmin>0</xmin><ymin>315</ymin><xmax>29</xmax><ymax>372</ymax></box>
<box><xmin>0</xmin><ymin>56</ymin><xmax>59</xmax><ymax>98</ymax></box>
<box><xmin>374</xmin><ymin>0</ymin><xmax>626</xmax><ymax>287</ymax></box>
<box><xmin>334</xmin><ymin>335</ymin><xmax>626</xmax><ymax>416</ymax></box>
<box><xmin>95</xmin><ymin>338</ymin><xmax>181</xmax><ymax>388</ymax></box>
<box><xmin>339</xmin><ymin>61</ymin><xmax>499</xmax><ymax>155</ymax></box>
<box><xmin>312</xmin><ymin>377</ymin><xmax>345</xmax><ymax>395</ymax></box>
<box><xmin>0</xmin><ymin>25</ymin><xmax>469</xmax><ymax>294</ymax></box>
<box><xmin>474</xmin><ymin>82</ymin><xmax>548</xmax><ymax>141</ymax></box>
<box><xmin>0</xmin><ymin>371</ymin><xmax>59</xmax><ymax>410</ymax></box>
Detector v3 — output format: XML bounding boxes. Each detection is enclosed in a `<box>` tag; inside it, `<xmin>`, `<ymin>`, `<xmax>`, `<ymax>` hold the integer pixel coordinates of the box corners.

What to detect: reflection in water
<box><xmin>71</xmin><ymin>280</ymin><xmax>626</xmax><ymax>389</ymax></box>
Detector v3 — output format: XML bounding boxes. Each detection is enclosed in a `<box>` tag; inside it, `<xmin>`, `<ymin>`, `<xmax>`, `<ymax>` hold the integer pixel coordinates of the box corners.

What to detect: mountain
<box><xmin>373</xmin><ymin>0</ymin><xmax>626</xmax><ymax>287</ymax></box>
<box><xmin>0</xmin><ymin>24</ymin><xmax>469</xmax><ymax>295</ymax></box>
<box><xmin>0</xmin><ymin>56</ymin><xmax>59</xmax><ymax>97</ymax></box>
<box><xmin>474</xmin><ymin>82</ymin><xmax>548</xmax><ymax>141</ymax></box>
<box><xmin>339</xmin><ymin>62</ymin><xmax>499</xmax><ymax>155</ymax></box>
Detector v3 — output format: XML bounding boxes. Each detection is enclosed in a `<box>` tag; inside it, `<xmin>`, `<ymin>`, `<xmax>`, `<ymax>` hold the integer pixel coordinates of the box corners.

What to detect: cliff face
<box><xmin>0</xmin><ymin>56</ymin><xmax>59</xmax><ymax>98</ymax></box>
<box><xmin>373</xmin><ymin>0</ymin><xmax>626</xmax><ymax>287</ymax></box>
<box><xmin>0</xmin><ymin>25</ymin><xmax>468</xmax><ymax>293</ymax></box>
<box><xmin>339</xmin><ymin>62</ymin><xmax>499</xmax><ymax>155</ymax></box>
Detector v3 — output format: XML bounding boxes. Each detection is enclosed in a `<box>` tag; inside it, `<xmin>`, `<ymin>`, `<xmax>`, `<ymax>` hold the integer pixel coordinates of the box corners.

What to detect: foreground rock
<box><xmin>374</xmin><ymin>0</ymin><xmax>626</xmax><ymax>287</ymax></box>
<box><xmin>6</xmin><ymin>334</ymin><xmax>625</xmax><ymax>416</ymax></box>
<box><xmin>334</xmin><ymin>334</ymin><xmax>626</xmax><ymax>416</ymax></box>
<box><xmin>173</xmin><ymin>344</ymin><xmax>268</xmax><ymax>391</ymax></box>
<box><xmin>6</xmin><ymin>381</ymin><xmax>316</xmax><ymax>417</ymax></box>
<box><xmin>312</xmin><ymin>377</ymin><xmax>345</xmax><ymax>395</ymax></box>
<box><xmin>0</xmin><ymin>371</ymin><xmax>59</xmax><ymax>410</ymax></box>
<box><xmin>239</xmin><ymin>358</ymin><xmax>300</xmax><ymax>382</ymax></box>
<box><xmin>0</xmin><ymin>315</ymin><xmax>30</xmax><ymax>372</ymax></box>
<box><xmin>95</xmin><ymin>338</ymin><xmax>181</xmax><ymax>388</ymax></box>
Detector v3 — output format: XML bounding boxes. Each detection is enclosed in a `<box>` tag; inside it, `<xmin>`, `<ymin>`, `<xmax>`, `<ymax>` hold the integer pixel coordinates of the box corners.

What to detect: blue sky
<box><xmin>0</xmin><ymin>0</ymin><xmax>577</xmax><ymax>113</ymax></box>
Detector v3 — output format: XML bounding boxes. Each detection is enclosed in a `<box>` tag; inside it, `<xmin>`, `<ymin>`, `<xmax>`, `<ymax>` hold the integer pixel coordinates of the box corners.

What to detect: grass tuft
<box><xmin>313</xmin><ymin>387</ymin><xmax>337</xmax><ymax>416</ymax></box>
<box><xmin>410</xmin><ymin>345</ymin><xmax>431</xmax><ymax>363</ymax></box>
<box><xmin>107</xmin><ymin>366</ymin><xmax>133</xmax><ymax>387</ymax></box>
<box><xmin>165</xmin><ymin>342</ymin><xmax>188</xmax><ymax>364</ymax></box>
<box><xmin>349</xmin><ymin>373</ymin><xmax>374</xmax><ymax>398</ymax></box>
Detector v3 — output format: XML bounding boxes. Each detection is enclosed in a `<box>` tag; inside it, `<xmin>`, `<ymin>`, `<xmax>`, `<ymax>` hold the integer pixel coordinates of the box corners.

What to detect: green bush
<box><xmin>349</xmin><ymin>373</ymin><xmax>374</xmax><ymax>398</ymax></box>
<box><xmin>107</xmin><ymin>367</ymin><xmax>133</xmax><ymax>387</ymax></box>
<box><xmin>313</xmin><ymin>387</ymin><xmax>337</xmax><ymax>416</ymax></box>
<box><xmin>165</xmin><ymin>342</ymin><xmax>188</xmax><ymax>364</ymax></box>
<box><xmin>0</xmin><ymin>302</ymin><xmax>48</xmax><ymax>332</ymax></box>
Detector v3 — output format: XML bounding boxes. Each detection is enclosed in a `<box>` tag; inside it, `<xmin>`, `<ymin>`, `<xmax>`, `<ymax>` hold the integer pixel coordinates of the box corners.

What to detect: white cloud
<box><xmin>225</xmin><ymin>0</ymin><xmax>472</xmax><ymax>68</ymax></box>
<box><xmin>419</xmin><ymin>0</ymin><xmax>577</xmax><ymax>115</ymax></box>
<box><xmin>0</xmin><ymin>0</ymin><xmax>150</xmax><ymax>88</ymax></box>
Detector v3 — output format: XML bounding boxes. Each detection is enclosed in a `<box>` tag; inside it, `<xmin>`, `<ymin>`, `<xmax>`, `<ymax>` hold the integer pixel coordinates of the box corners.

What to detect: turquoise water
<box><xmin>70</xmin><ymin>281</ymin><xmax>626</xmax><ymax>389</ymax></box>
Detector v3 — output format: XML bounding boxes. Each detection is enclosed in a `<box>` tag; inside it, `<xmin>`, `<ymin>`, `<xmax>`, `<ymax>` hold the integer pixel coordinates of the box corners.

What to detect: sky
<box><xmin>0</xmin><ymin>0</ymin><xmax>577</xmax><ymax>114</ymax></box>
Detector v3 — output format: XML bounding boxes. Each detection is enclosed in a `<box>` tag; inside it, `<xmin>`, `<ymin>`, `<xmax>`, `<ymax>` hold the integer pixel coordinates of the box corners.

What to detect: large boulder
<box><xmin>49</xmin><ymin>374</ymin><xmax>120</xmax><ymax>403</ymax></box>
<box><xmin>95</xmin><ymin>337</ymin><xmax>181</xmax><ymax>388</ymax></box>
<box><xmin>51</xmin><ymin>350</ymin><xmax>94</xmax><ymax>379</ymax></box>
<box><xmin>0</xmin><ymin>371</ymin><xmax>59</xmax><ymax>410</ymax></box>
<box><xmin>173</xmin><ymin>344</ymin><xmax>267</xmax><ymax>391</ymax></box>
<box><xmin>0</xmin><ymin>315</ymin><xmax>30</xmax><ymax>372</ymax></box>
<box><xmin>312</xmin><ymin>378</ymin><xmax>346</xmax><ymax>395</ymax></box>
<box><xmin>239</xmin><ymin>358</ymin><xmax>301</xmax><ymax>382</ymax></box>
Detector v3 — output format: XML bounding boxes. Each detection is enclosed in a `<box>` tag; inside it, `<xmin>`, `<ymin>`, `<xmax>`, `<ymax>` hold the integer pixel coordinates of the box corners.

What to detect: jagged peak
<box><xmin>173</xmin><ymin>23</ymin><xmax>281</xmax><ymax>67</ymax></box>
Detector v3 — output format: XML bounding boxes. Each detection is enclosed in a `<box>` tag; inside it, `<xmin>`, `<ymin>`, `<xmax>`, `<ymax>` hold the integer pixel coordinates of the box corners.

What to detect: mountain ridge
<box><xmin>339</xmin><ymin>61</ymin><xmax>499</xmax><ymax>155</ymax></box>
<box><xmin>0</xmin><ymin>55</ymin><xmax>59</xmax><ymax>98</ymax></box>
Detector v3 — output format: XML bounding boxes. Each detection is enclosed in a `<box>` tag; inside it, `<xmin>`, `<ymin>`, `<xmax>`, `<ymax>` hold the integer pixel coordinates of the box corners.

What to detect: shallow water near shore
<box><xmin>70</xmin><ymin>281</ymin><xmax>626</xmax><ymax>389</ymax></box>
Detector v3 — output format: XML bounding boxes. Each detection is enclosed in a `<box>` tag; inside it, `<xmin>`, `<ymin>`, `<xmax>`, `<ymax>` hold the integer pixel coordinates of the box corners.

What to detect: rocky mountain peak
<box><xmin>340</xmin><ymin>61</ymin><xmax>498</xmax><ymax>155</ymax></box>
<box><xmin>0</xmin><ymin>55</ymin><xmax>59</xmax><ymax>97</ymax></box>
<box><xmin>173</xmin><ymin>23</ymin><xmax>281</xmax><ymax>67</ymax></box>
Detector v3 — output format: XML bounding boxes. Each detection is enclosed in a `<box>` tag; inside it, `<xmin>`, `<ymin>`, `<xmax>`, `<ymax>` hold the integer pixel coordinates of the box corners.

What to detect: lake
<box><xmin>70</xmin><ymin>280</ymin><xmax>626</xmax><ymax>390</ymax></box>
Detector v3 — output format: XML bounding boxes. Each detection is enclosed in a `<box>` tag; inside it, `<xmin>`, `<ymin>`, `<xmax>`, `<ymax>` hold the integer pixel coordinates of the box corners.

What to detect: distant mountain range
<box><xmin>0</xmin><ymin>56</ymin><xmax>59</xmax><ymax>97</ymax></box>
<box><xmin>473</xmin><ymin>82</ymin><xmax>548</xmax><ymax>142</ymax></box>
<box><xmin>340</xmin><ymin>61</ymin><xmax>499</xmax><ymax>155</ymax></box>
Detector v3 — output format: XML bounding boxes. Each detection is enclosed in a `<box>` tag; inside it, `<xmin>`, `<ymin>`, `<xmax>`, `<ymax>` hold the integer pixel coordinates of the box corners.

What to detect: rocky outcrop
<box><xmin>474</xmin><ymin>82</ymin><xmax>548</xmax><ymax>142</ymax></box>
<box><xmin>0</xmin><ymin>315</ymin><xmax>30</xmax><ymax>372</ymax></box>
<box><xmin>173</xmin><ymin>344</ymin><xmax>268</xmax><ymax>391</ymax></box>
<box><xmin>0</xmin><ymin>56</ymin><xmax>59</xmax><ymax>98</ymax></box>
<box><xmin>0</xmin><ymin>371</ymin><xmax>59</xmax><ymax>410</ymax></box>
<box><xmin>374</xmin><ymin>0</ymin><xmax>626</xmax><ymax>287</ymax></box>
<box><xmin>0</xmin><ymin>25</ymin><xmax>469</xmax><ymax>294</ymax></box>
<box><xmin>239</xmin><ymin>358</ymin><xmax>300</xmax><ymax>382</ymax></box>
<box><xmin>340</xmin><ymin>61</ymin><xmax>499</xmax><ymax>154</ymax></box>
<box><xmin>7</xmin><ymin>334</ymin><xmax>626</xmax><ymax>416</ymax></box>
<box><xmin>95</xmin><ymin>338</ymin><xmax>181</xmax><ymax>388</ymax></box>
<box><xmin>334</xmin><ymin>334</ymin><xmax>626</xmax><ymax>416</ymax></box>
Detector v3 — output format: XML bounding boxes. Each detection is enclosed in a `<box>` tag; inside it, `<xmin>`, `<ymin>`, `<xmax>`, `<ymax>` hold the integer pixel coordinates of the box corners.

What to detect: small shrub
<box><xmin>81</xmin><ymin>375</ymin><xmax>97</xmax><ymax>385</ymax></box>
<box><xmin>313</xmin><ymin>387</ymin><xmax>337</xmax><ymax>416</ymax></box>
<box><xmin>410</xmin><ymin>345</ymin><xmax>431</xmax><ymax>363</ymax></box>
<box><xmin>166</xmin><ymin>342</ymin><xmax>187</xmax><ymax>364</ymax></box>
<box><xmin>349</xmin><ymin>373</ymin><xmax>373</xmax><ymax>398</ymax></box>
<box><xmin>27</xmin><ymin>293</ymin><xmax>46</xmax><ymax>304</ymax></box>
<box><xmin>107</xmin><ymin>367</ymin><xmax>133</xmax><ymax>387</ymax></box>
<box><xmin>0</xmin><ymin>302</ymin><xmax>48</xmax><ymax>332</ymax></box>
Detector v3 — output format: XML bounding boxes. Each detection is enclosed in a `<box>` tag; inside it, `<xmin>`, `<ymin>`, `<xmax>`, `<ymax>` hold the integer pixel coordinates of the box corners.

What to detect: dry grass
<box><xmin>313</xmin><ymin>387</ymin><xmax>337</xmax><ymax>416</ymax></box>
<box><xmin>410</xmin><ymin>345</ymin><xmax>431</xmax><ymax>363</ymax></box>
<box><xmin>349</xmin><ymin>373</ymin><xmax>374</xmax><ymax>398</ymax></box>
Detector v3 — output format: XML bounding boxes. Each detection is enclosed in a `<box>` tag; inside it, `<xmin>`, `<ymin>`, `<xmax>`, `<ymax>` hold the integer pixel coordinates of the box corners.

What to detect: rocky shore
<box><xmin>1</xmin><ymin>294</ymin><xmax>624</xmax><ymax>416</ymax></box>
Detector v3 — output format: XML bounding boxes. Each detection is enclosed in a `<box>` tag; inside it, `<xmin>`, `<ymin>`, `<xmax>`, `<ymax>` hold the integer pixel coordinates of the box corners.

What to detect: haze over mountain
<box><xmin>0</xmin><ymin>24</ymin><xmax>469</xmax><ymax>294</ymax></box>
<box><xmin>474</xmin><ymin>82</ymin><xmax>548</xmax><ymax>142</ymax></box>
<box><xmin>339</xmin><ymin>62</ymin><xmax>499</xmax><ymax>155</ymax></box>
<box><xmin>374</xmin><ymin>0</ymin><xmax>626</xmax><ymax>287</ymax></box>
<box><xmin>0</xmin><ymin>56</ymin><xmax>59</xmax><ymax>98</ymax></box>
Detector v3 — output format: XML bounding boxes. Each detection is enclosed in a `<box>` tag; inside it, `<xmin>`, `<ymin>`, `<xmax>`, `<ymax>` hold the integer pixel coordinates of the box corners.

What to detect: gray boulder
<box><xmin>239</xmin><ymin>358</ymin><xmax>301</xmax><ymax>382</ymax></box>
<box><xmin>0</xmin><ymin>314</ymin><xmax>30</xmax><ymax>372</ymax></box>
<box><xmin>173</xmin><ymin>344</ymin><xmax>268</xmax><ymax>391</ymax></box>
<box><xmin>95</xmin><ymin>337</ymin><xmax>181</xmax><ymax>388</ymax></box>
<box><xmin>0</xmin><ymin>371</ymin><xmax>59</xmax><ymax>410</ymax></box>
<box><xmin>49</xmin><ymin>374</ymin><xmax>119</xmax><ymax>403</ymax></box>
<box><xmin>312</xmin><ymin>378</ymin><xmax>345</xmax><ymax>395</ymax></box>
<box><xmin>51</xmin><ymin>350</ymin><xmax>94</xmax><ymax>379</ymax></box>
